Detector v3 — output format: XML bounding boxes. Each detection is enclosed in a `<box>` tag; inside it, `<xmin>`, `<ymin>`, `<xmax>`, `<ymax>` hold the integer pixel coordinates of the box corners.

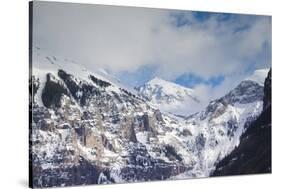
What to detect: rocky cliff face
<box><xmin>263</xmin><ymin>69</ymin><xmax>272</xmax><ymax>110</ymax></box>
<box><xmin>212</xmin><ymin>69</ymin><xmax>272</xmax><ymax>176</ymax></box>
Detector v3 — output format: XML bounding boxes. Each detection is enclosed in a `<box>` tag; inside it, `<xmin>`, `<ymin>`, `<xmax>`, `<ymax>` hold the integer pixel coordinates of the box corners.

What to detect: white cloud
<box><xmin>33</xmin><ymin>1</ymin><xmax>271</xmax><ymax>99</ymax></box>
<box><xmin>193</xmin><ymin>74</ymin><xmax>244</xmax><ymax>103</ymax></box>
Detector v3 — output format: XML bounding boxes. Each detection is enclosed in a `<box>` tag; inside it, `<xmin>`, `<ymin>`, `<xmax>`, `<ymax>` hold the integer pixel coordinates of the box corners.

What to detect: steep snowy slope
<box><xmin>178</xmin><ymin>79</ymin><xmax>265</xmax><ymax>177</ymax></box>
<box><xmin>30</xmin><ymin>47</ymin><xmax>270</xmax><ymax>187</ymax></box>
<box><xmin>32</xmin><ymin>47</ymin><xmax>134</xmax><ymax>106</ymax></box>
<box><xmin>135</xmin><ymin>77</ymin><xmax>202</xmax><ymax>115</ymax></box>
<box><xmin>212</xmin><ymin>69</ymin><xmax>271</xmax><ymax>176</ymax></box>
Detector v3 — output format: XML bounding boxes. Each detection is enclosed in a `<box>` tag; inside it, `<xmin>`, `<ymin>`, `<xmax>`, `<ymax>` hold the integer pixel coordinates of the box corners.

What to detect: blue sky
<box><xmin>175</xmin><ymin>73</ymin><xmax>225</xmax><ymax>88</ymax></box>
<box><xmin>34</xmin><ymin>2</ymin><xmax>271</xmax><ymax>98</ymax></box>
<box><xmin>116</xmin><ymin>64</ymin><xmax>159</xmax><ymax>87</ymax></box>
<box><xmin>117</xmin><ymin>64</ymin><xmax>225</xmax><ymax>88</ymax></box>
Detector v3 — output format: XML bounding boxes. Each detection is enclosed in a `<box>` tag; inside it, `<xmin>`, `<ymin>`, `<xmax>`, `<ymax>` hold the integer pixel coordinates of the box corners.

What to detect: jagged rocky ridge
<box><xmin>212</xmin><ymin>69</ymin><xmax>271</xmax><ymax>176</ymax></box>
<box><xmin>30</xmin><ymin>48</ymin><xmax>269</xmax><ymax>187</ymax></box>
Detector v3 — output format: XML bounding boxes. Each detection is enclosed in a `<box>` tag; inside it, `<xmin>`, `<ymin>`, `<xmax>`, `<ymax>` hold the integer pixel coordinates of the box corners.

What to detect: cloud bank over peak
<box><xmin>33</xmin><ymin>1</ymin><xmax>271</xmax><ymax>99</ymax></box>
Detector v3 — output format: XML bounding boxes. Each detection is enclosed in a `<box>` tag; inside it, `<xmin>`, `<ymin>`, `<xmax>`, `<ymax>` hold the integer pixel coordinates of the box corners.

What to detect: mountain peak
<box><xmin>147</xmin><ymin>77</ymin><xmax>193</xmax><ymax>92</ymax></box>
<box><xmin>135</xmin><ymin>76</ymin><xmax>202</xmax><ymax>116</ymax></box>
<box><xmin>148</xmin><ymin>76</ymin><xmax>169</xmax><ymax>85</ymax></box>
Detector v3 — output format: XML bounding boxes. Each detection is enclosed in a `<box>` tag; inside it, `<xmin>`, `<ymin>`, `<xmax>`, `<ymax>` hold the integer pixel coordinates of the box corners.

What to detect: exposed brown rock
<box><xmin>85</xmin><ymin>127</ymin><xmax>104</xmax><ymax>158</ymax></box>
<box><xmin>121</xmin><ymin>116</ymin><xmax>137</xmax><ymax>143</ymax></box>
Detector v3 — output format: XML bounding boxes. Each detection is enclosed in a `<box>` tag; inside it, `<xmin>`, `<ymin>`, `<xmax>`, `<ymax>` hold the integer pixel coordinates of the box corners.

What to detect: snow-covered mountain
<box><xmin>177</xmin><ymin>79</ymin><xmax>265</xmax><ymax>177</ymax></box>
<box><xmin>212</xmin><ymin>69</ymin><xmax>272</xmax><ymax>176</ymax></box>
<box><xmin>30</xmin><ymin>47</ymin><xmax>270</xmax><ymax>187</ymax></box>
<box><xmin>30</xmin><ymin>48</ymin><xmax>193</xmax><ymax>187</ymax></box>
<box><xmin>135</xmin><ymin>77</ymin><xmax>202</xmax><ymax>115</ymax></box>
